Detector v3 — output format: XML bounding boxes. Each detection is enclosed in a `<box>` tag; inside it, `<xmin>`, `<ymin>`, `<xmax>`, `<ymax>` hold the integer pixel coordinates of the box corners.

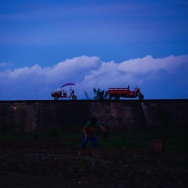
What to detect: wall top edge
<box><xmin>0</xmin><ymin>99</ymin><xmax>188</xmax><ymax>103</ymax></box>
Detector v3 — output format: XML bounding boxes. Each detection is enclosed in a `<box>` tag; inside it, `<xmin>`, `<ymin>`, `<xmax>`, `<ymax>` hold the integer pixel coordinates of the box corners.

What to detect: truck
<box><xmin>51</xmin><ymin>89</ymin><xmax>77</xmax><ymax>100</ymax></box>
<box><xmin>51</xmin><ymin>82</ymin><xmax>77</xmax><ymax>100</ymax></box>
<box><xmin>108</xmin><ymin>85</ymin><xmax>144</xmax><ymax>100</ymax></box>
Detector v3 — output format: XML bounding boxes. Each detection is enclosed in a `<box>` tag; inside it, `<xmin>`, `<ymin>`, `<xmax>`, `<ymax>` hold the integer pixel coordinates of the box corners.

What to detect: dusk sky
<box><xmin>0</xmin><ymin>0</ymin><xmax>188</xmax><ymax>100</ymax></box>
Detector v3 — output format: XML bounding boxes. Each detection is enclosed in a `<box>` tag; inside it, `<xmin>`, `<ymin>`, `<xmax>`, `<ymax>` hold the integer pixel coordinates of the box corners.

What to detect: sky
<box><xmin>0</xmin><ymin>0</ymin><xmax>188</xmax><ymax>100</ymax></box>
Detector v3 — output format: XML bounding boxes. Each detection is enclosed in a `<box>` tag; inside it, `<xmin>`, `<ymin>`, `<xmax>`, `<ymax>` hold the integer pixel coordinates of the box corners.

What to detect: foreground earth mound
<box><xmin>0</xmin><ymin>138</ymin><xmax>187</xmax><ymax>188</ymax></box>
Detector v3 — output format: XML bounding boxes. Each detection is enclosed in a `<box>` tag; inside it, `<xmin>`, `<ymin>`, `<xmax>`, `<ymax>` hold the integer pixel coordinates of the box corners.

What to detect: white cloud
<box><xmin>45</xmin><ymin>56</ymin><xmax>101</xmax><ymax>82</ymax></box>
<box><xmin>0</xmin><ymin>63</ymin><xmax>7</xmax><ymax>67</ymax></box>
<box><xmin>0</xmin><ymin>55</ymin><xmax>188</xmax><ymax>99</ymax></box>
<box><xmin>0</xmin><ymin>62</ymin><xmax>12</xmax><ymax>67</ymax></box>
<box><xmin>117</xmin><ymin>55</ymin><xmax>187</xmax><ymax>73</ymax></box>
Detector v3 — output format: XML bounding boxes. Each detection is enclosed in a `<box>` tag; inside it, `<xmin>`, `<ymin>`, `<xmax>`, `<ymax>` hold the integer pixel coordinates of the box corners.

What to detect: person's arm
<box><xmin>100</xmin><ymin>125</ymin><xmax>108</xmax><ymax>137</ymax></box>
<box><xmin>83</xmin><ymin>125</ymin><xmax>88</xmax><ymax>137</ymax></box>
<box><xmin>99</xmin><ymin>125</ymin><xmax>106</xmax><ymax>132</ymax></box>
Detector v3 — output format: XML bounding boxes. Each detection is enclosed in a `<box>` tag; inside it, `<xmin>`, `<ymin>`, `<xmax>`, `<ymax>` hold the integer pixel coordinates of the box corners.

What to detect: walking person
<box><xmin>78</xmin><ymin>117</ymin><xmax>107</xmax><ymax>156</ymax></box>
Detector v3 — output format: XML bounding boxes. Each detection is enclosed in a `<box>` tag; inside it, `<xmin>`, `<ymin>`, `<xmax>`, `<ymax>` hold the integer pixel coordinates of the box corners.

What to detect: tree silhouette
<box><xmin>93</xmin><ymin>88</ymin><xmax>109</xmax><ymax>100</ymax></box>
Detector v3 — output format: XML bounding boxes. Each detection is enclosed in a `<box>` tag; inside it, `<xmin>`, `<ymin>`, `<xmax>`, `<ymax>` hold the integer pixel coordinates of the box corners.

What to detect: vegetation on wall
<box><xmin>84</xmin><ymin>88</ymin><xmax>109</xmax><ymax>100</ymax></box>
<box><xmin>93</xmin><ymin>88</ymin><xmax>109</xmax><ymax>100</ymax></box>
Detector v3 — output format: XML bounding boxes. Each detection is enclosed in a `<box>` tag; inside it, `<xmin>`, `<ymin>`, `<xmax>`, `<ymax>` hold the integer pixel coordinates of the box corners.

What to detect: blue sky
<box><xmin>0</xmin><ymin>0</ymin><xmax>188</xmax><ymax>100</ymax></box>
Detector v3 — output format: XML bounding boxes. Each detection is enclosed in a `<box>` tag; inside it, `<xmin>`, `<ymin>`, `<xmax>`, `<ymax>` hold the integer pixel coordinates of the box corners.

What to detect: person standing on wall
<box><xmin>78</xmin><ymin>117</ymin><xmax>108</xmax><ymax>156</ymax></box>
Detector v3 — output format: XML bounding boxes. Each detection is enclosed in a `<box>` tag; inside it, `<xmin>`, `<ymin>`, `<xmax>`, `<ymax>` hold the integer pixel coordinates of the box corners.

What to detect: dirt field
<box><xmin>0</xmin><ymin>138</ymin><xmax>187</xmax><ymax>188</ymax></box>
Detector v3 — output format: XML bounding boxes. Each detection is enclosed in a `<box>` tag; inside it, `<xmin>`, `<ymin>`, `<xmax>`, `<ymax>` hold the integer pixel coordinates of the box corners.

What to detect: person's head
<box><xmin>91</xmin><ymin>116</ymin><xmax>97</xmax><ymax>126</ymax></box>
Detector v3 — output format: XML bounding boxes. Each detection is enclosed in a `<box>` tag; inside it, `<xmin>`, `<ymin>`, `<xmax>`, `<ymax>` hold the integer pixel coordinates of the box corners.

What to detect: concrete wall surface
<box><xmin>0</xmin><ymin>100</ymin><xmax>188</xmax><ymax>135</ymax></box>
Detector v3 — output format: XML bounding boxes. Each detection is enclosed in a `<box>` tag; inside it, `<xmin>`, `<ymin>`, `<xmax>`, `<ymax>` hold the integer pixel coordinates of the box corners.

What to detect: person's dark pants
<box><xmin>80</xmin><ymin>135</ymin><xmax>97</xmax><ymax>148</ymax></box>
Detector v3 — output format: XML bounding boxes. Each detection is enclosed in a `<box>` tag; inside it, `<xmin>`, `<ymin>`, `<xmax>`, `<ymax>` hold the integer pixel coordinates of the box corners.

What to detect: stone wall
<box><xmin>0</xmin><ymin>100</ymin><xmax>188</xmax><ymax>135</ymax></box>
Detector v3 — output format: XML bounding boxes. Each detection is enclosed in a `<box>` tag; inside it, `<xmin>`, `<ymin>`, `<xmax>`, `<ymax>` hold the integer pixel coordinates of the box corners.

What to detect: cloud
<box><xmin>0</xmin><ymin>62</ymin><xmax>12</xmax><ymax>67</ymax></box>
<box><xmin>117</xmin><ymin>55</ymin><xmax>187</xmax><ymax>73</ymax></box>
<box><xmin>0</xmin><ymin>55</ymin><xmax>188</xmax><ymax>100</ymax></box>
<box><xmin>0</xmin><ymin>63</ymin><xmax>7</xmax><ymax>67</ymax></box>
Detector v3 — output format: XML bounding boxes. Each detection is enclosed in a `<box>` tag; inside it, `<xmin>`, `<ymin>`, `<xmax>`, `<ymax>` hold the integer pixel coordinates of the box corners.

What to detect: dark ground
<box><xmin>0</xmin><ymin>138</ymin><xmax>187</xmax><ymax>188</ymax></box>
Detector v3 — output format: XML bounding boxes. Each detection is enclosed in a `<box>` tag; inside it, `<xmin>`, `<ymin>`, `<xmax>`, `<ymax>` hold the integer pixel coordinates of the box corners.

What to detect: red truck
<box><xmin>108</xmin><ymin>85</ymin><xmax>144</xmax><ymax>100</ymax></box>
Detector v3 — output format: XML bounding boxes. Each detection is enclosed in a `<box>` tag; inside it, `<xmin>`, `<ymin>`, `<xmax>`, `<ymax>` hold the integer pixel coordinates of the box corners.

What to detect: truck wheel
<box><xmin>54</xmin><ymin>96</ymin><xmax>59</xmax><ymax>100</ymax></box>
<box><xmin>139</xmin><ymin>94</ymin><xmax>144</xmax><ymax>100</ymax></box>
<box><xmin>72</xmin><ymin>95</ymin><xmax>77</xmax><ymax>100</ymax></box>
<box><xmin>115</xmin><ymin>96</ymin><xmax>120</xmax><ymax>100</ymax></box>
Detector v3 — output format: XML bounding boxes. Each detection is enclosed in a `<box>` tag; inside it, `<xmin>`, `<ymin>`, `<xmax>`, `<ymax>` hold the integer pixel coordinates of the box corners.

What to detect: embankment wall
<box><xmin>0</xmin><ymin>100</ymin><xmax>188</xmax><ymax>135</ymax></box>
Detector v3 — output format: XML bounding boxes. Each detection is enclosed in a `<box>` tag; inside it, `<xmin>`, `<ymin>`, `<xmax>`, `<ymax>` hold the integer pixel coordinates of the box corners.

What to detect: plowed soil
<box><xmin>0</xmin><ymin>138</ymin><xmax>187</xmax><ymax>188</ymax></box>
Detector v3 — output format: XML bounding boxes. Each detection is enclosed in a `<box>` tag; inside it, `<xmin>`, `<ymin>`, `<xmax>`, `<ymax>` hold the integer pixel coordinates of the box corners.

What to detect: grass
<box><xmin>0</xmin><ymin>126</ymin><xmax>82</xmax><ymax>140</ymax></box>
<box><xmin>0</xmin><ymin>125</ymin><xmax>188</xmax><ymax>152</ymax></box>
